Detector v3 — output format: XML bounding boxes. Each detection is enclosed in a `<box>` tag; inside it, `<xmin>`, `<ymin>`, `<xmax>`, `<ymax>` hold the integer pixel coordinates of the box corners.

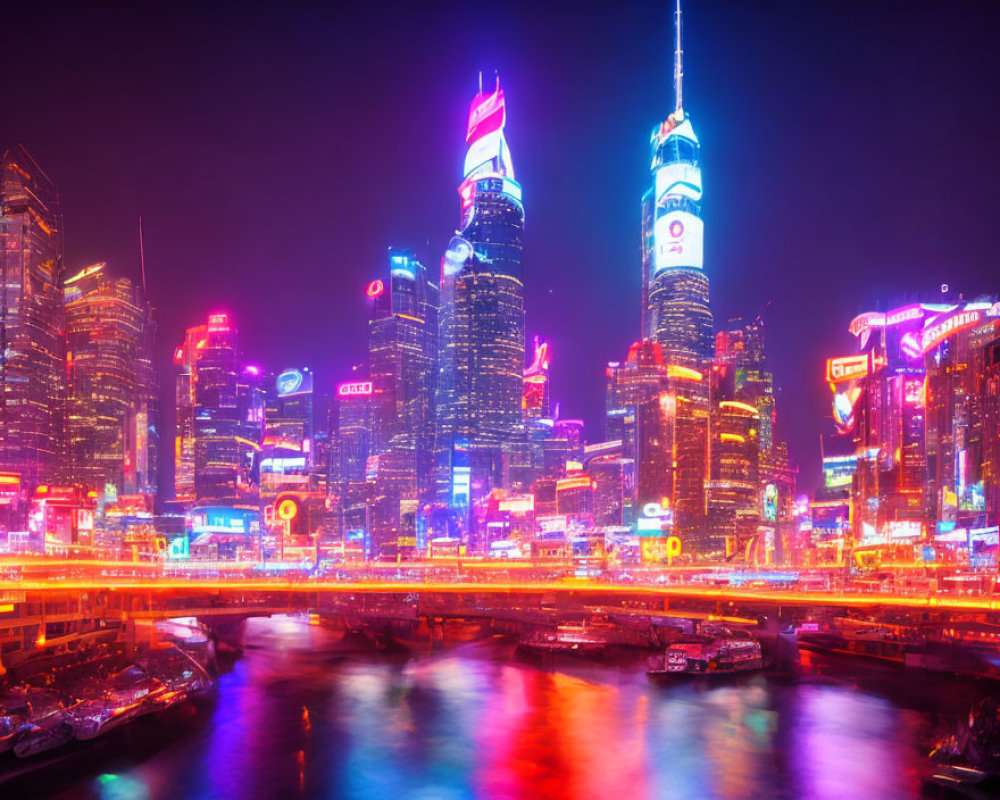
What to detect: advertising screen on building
<box><xmin>654</xmin><ymin>211</ymin><xmax>703</xmax><ymax>272</ymax></box>
<box><xmin>277</xmin><ymin>369</ymin><xmax>313</xmax><ymax>396</ymax></box>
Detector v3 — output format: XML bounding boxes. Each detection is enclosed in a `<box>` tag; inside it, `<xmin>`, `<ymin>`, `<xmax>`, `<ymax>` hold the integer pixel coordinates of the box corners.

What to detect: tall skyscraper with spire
<box><xmin>435</xmin><ymin>76</ymin><xmax>525</xmax><ymax>542</ymax></box>
<box><xmin>641</xmin><ymin>0</ymin><xmax>713</xmax><ymax>367</ymax></box>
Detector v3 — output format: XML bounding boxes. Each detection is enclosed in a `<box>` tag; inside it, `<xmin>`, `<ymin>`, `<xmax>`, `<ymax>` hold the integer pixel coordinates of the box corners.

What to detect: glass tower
<box><xmin>641</xmin><ymin>2</ymin><xmax>713</xmax><ymax>367</ymax></box>
<box><xmin>62</xmin><ymin>263</ymin><xmax>158</xmax><ymax>496</ymax></box>
<box><xmin>0</xmin><ymin>146</ymin><xmax>65</xmax><ymax>491</ymax></box>
<box><xmin>435</xmin><ymin>77</ymin><xmax>525</xmax><ymax>540</ymax></box>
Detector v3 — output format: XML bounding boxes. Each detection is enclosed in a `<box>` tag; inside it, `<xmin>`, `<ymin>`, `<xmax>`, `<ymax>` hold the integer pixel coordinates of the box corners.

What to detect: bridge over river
<box><xmin>3</xmin><ymin>572</ymin><xmax>999</xmax><ymax>676</ymax></box>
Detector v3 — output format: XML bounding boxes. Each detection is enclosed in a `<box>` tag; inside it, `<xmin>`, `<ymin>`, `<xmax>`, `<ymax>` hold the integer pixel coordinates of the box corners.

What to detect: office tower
<box><xmin>62</xmin><ymin>263</ymin><xmax>158</xmax><ymax>496</ymax></box>
<box><xmin>0</xmin><ymin>146</ymin><xmax>65</xmax><ymax>491</ymax></box>
<box><xmin>606</xmin><ymin>340</ymin><xmax>708</xmax><ymax>548</ymax></box>
<box><xmin>366</xmin><ymin>250</ymin><xmax>438</xmax><ymax>555</ymax></box>
<box><xmin>641</xmin><ymin>1</ymin><xmax>713</xmax><ymax>366</ymax></box>
<box><xmin>435</xmin><ymin>76</ymin><xmax>525</xmax><ymax>541</ymax></box>
<box><xmin>174</xmin><ymin>313</ymin><xmax>263</xmax><ymax>504</ymax></box>
<box><xmin>368</xmin><ymin>251</ymin><xmax>439</xmax><ymax>494</ymax></box>
<box><xmin>260</xmin><ymin>367</ymin><xmax>315</xmax><ymax>501</ymax></box>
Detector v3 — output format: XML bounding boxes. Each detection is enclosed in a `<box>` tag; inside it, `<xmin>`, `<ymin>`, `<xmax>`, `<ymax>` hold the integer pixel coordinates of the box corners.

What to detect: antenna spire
<box><xmin>673</xmin><ymin>0</ymin><xmax>684</xmax><ymax>115</ymax></box>
<box><xmin>478</xmin><ymin>70</ymin><xmax>483</xmax><ymax>94</ymax></box>
<box><xmin>138</xmin><ymin>215</ymin><xmax>148</xmax><ymax>296</ymax></box>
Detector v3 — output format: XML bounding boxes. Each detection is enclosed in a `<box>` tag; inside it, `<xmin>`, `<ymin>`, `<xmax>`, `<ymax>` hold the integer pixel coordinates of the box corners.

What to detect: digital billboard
<box><xmin>653</xmin><ymin>210</ymin><xmax>703</xmax><ymax>273</ymax></box>
<box><xmin>277</xmin><ymin>368</ymin><xmax>312</xmax><ymax>396</ymax></box>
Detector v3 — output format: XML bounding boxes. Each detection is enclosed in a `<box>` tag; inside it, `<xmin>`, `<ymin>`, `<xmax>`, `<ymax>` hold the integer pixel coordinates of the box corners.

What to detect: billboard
<box><xmin>654</xmin><ymin>211</ymin><xmax>703</xmax><ymax>273</ymax></box>
<box><xmin>277</xmin><ymin>368</ymin><xmax>313</xmax><ymax>396</ymax></box>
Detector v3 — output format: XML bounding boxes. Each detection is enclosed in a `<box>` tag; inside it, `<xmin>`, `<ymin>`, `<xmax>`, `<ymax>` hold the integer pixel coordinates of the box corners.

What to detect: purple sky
<box><xmin>4</xmin><ymin>0</ymin><xmax>1000</xmax><ymax>493</ymax></box>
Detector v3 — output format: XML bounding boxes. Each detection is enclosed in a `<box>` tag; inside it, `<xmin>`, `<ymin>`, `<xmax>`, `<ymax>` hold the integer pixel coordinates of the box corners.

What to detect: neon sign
<box><xmin>826</xmin><ymin>354</ymin><xmax>870</xmax><ymax>384</ymax></box>
<box><xmin>920</xmin><ymin>309</ymin><xmax>981</xmax><ymax>354</ymax></box>
<box><xmin>556</xmin><ymin>476</ymin><xmax>594</xmax><ymax>492</ymax></box>
<box><xmin>366</xmin><ymin>279</ymin><xmax>384</xmax><ymax>298</ymax></box>
<box><xmin>666</xmin><ymin>364</ymin><xmax>703</xmax><ymax>382</ymax></box>
<box><xmin>338</xmin><ymin>381</ymin><xmax>373</xmax><ymax>397</ymax></box>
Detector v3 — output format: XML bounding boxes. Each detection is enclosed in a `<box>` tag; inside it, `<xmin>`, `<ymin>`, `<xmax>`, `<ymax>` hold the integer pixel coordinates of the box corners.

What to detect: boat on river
<box><xmin>648</xmin><ymin>629</ymin><xmax>764</xmax><ymax>676</ymax></box>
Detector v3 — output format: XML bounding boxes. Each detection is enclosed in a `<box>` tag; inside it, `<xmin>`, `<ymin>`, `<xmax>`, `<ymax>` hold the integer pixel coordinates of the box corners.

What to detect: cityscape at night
<box><xmin>2</xmin><ymin>1</ymin><xmax>1000</xmax><ymax>798</ymax></box>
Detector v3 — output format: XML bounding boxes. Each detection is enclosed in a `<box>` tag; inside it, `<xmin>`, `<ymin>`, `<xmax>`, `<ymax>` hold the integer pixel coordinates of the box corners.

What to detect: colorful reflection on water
<box><xmin>12</xmin><ymin>616</ymin><xmax>986</xmax><ymax>800</ymax></box>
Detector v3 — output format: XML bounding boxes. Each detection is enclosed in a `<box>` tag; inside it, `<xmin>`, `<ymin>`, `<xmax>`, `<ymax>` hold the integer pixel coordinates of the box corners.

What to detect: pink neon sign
<box><xmin>338</xmin><ymin>381</ymin><xmax>373</xmax><ymax>397</ymax></box>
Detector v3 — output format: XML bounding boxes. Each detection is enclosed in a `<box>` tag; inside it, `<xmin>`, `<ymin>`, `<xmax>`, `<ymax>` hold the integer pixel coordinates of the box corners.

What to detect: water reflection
<box><xmin>7</xmin><ymin>615</ymin><xmax>985</xmax><ymax>800</ymax></box>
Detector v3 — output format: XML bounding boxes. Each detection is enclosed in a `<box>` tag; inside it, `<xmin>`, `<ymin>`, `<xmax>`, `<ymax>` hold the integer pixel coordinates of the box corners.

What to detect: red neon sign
<box><xmin>338</xmin><ymin>381</ymin><xmax>373</xmax><ymax>397</ymax></box>
<box><xmin>366</xmin><ymin>279</ymin><xmax>384</xmax><ymax>299</ymax></box>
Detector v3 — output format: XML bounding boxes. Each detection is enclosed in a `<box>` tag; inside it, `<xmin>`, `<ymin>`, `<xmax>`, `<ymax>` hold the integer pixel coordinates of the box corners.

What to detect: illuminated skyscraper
<box><xmin>435</xmin><ymin>77</ymin><xmax>525</xmax><ymax>536</ymax></box>
<box><xmin>174</xmin><ymin>313</ymin><xmax>263</xmax><ymax>504</ymax></box>
<box><xmin>62</xmin><ymin>263</ymin><xmax>158</xmax><ymax>496</ymax></box>
<box><xmin>260</xmin><ymin>367</ymin><xmax>316</xmax><ymax>502</ymax></box>
<box><xmin>366</xmin><ymin>250</ymin><xmax>439</xmax><ymax>555</ymax></box>
<box><xmin>0</xmin><ymin>146</ymin><xmax>65</xmax><ymax>491</ymax></box>
<box><xmin>641</xmin><ymin>2</ymin><xmax>713</xmax><ymax>366</ymax></box>
<box><xmin>606</xmin><ymin>340</ymin><xmax>708</xmax><ymax>546</ymax></box>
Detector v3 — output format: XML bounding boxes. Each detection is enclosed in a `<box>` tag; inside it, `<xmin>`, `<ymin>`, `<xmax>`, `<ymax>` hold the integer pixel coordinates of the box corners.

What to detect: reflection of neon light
<box><xmin>666</xmin><ymin>364</ymin><xmax>703</xmax><ymax>381</ymax></box>
<box><xmin>338</xmin><ymin>381</ymin><xmax>373</xmax><ymax>397</ymax></box>
<box><xmin>719</xmin><ymin>400</ymin><xmax>759</xmax><ymax>416</ymax></box>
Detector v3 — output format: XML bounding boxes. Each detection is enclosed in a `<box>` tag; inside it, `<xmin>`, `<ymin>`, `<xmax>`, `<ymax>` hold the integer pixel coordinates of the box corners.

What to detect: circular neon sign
<box><xmin>366</xmin><ymin>279</ymin><xmax>384</xmax><ymax>298</ymax></box>
<box><xmin>276</xmin><ymin>497</ymin><xmax>299</xmax><ymax>521</ymax></box>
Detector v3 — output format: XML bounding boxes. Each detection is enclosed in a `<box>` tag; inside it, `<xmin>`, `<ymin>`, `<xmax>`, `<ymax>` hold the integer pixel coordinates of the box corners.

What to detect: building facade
<box><xmin>0</xmin><ymin>146</ymin><xmax>65</xmax><ymax>491</ymax></box>
<box><xmin>62</xmin><ymin>262</ymin><xmax>158</xmax><ymax>496</ymax></box>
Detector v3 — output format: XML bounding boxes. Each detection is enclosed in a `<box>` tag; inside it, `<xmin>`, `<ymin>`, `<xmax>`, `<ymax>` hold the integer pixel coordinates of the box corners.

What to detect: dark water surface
<box><xmin>4</xmin><ymin>616</ymin><xmax>993</xmax><ymax>800</ymax></box>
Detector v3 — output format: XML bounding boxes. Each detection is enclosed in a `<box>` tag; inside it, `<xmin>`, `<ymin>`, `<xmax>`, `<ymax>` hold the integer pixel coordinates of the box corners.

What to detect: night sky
<box><xmin>4</xmin><ymin>0</ymin><xmax>1000</xmax><ymax>495</ymax></box>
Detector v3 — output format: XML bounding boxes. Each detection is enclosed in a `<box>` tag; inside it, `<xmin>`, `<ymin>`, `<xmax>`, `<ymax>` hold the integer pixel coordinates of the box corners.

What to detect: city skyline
<box><xmin>4</xmin><ymin>5</ymin><xmax>1000</xmax><ymax>796</ymax></box>
<box><xmin>4</xmin><ymin>1</ymin><xmax>1000</xmax><ymax>497</ymax></box>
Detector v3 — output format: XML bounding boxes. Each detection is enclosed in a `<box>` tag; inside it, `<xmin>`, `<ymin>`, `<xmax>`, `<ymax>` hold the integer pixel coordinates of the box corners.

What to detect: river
<box><xmin>3</xmin><ymin>615</ymin><xmax>992</xmax><ymax>800</ymax></box>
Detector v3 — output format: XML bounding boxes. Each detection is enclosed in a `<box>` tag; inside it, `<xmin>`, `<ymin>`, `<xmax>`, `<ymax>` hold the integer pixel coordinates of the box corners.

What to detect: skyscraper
<box><xmin>367</xmin><ymin>250</ymin><xmax>439</xmax><ymax>555</ymax></box>
<box><xmin>62</xmin><ymin>262</ymin><xmax>158</xmax><ymax>496</ymax></box>
<box><xmin>0</xmin><ymin>146</ymin><xmax>65</xmax><ymax>491</ymax></box>
<box><xmin>641</xmin><ymin>1</ymin><xmax>713</xmax><ymax>366</ymax></box>
<box><xmin>174</xmin><ymin>313</ymin><xmax>263</xmax><ymax>504</ymax></box>
<box><xmin>435</xmin><ymin>77</ymin><xmax>525</xmax><ymax>540</ymax></box>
